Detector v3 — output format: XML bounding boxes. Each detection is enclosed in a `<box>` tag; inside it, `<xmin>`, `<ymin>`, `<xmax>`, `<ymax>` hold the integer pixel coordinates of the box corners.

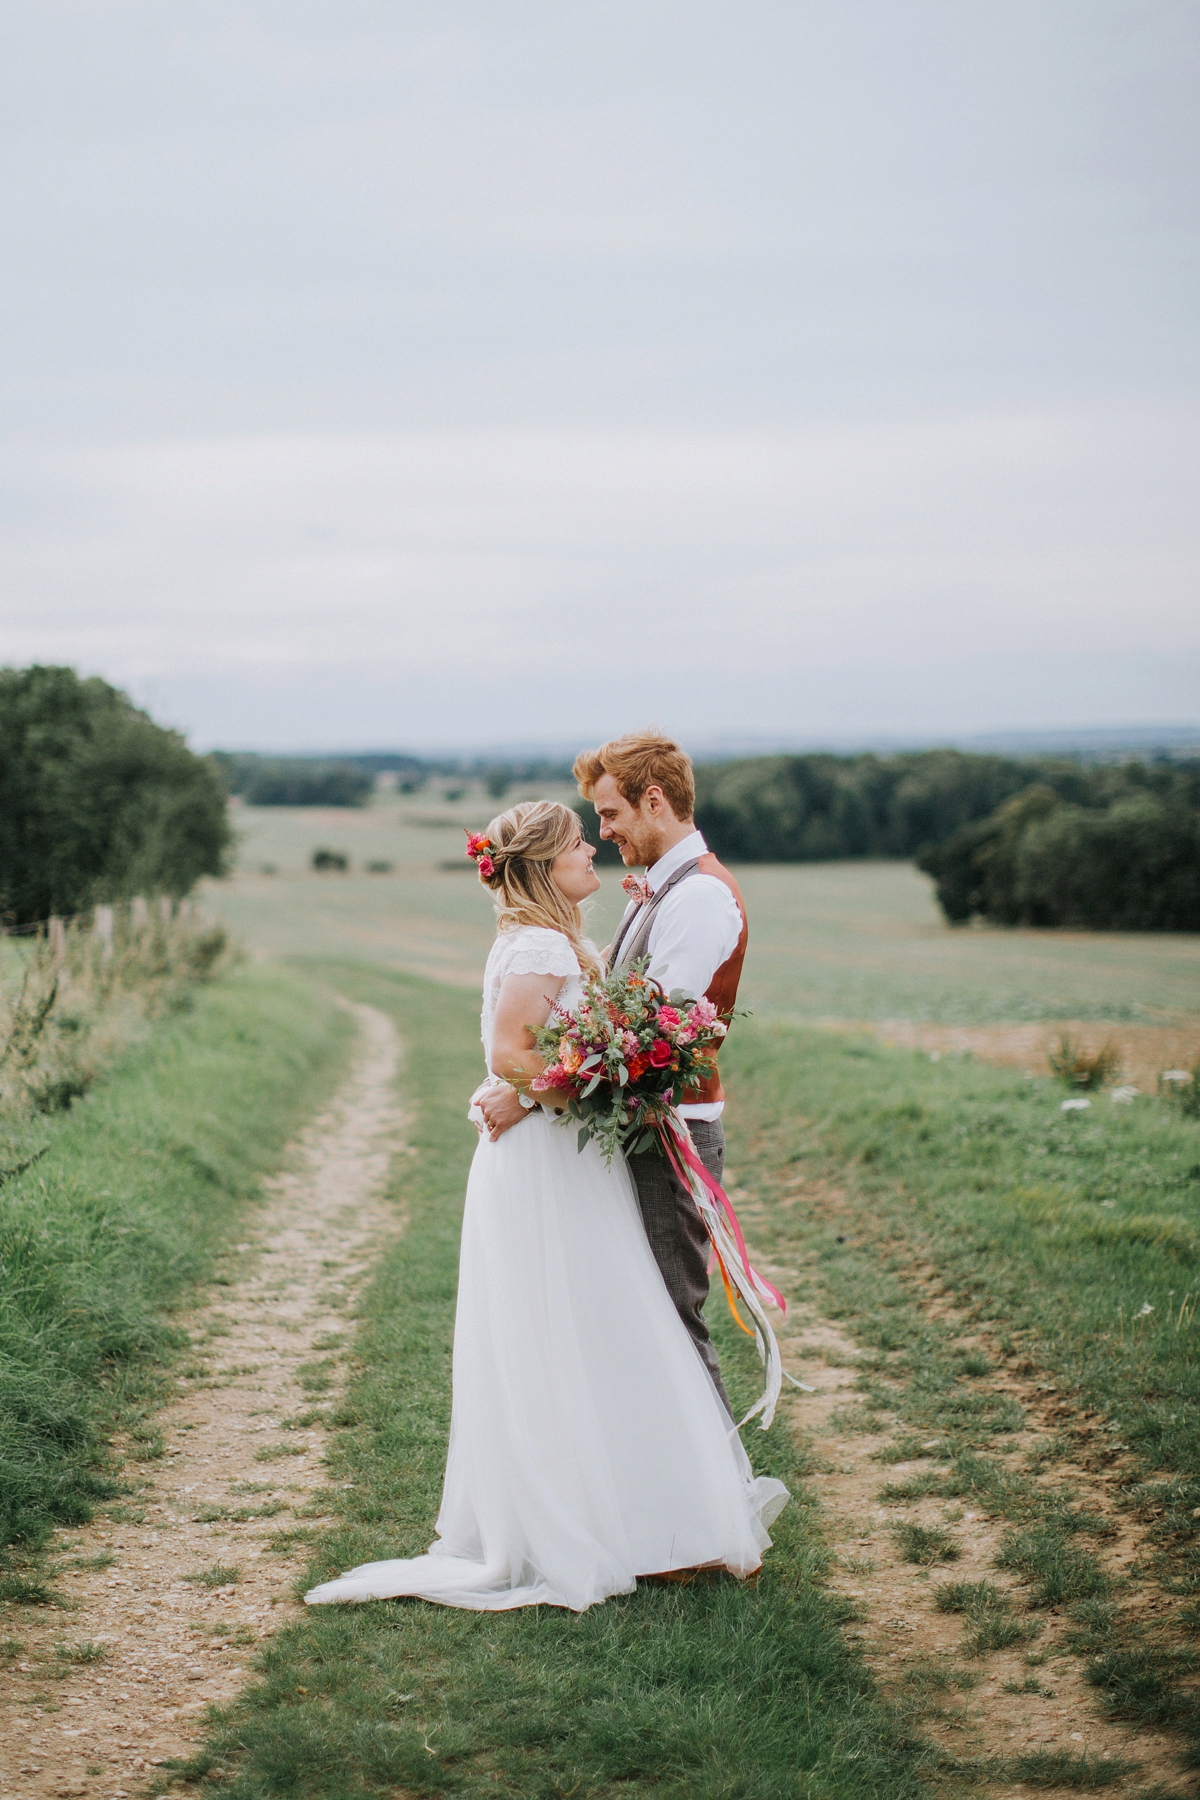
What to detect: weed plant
<box><xmin>1047</xmin><ymin>1032</ymin><xmax>1122</xmax><ymax>1090</ymax></box>
<box><xmin>0</xmin><ymin>962</ymin><xmax>351</xmax><ymax>1551</ymax></box>
<box><xmin>0</xmin><ymin>902</ymin><xmax>229</xmax><ymax>1119</ymax></box>
<box><xmin>197</xmin><ymin>965</ymin><xmax>934</xmax><ymax>1800</ymax></box>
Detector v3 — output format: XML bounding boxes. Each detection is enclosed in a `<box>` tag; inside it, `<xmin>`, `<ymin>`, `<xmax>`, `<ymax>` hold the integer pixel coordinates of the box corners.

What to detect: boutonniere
<box><xmin>621</xmin><ymin>875</ymin><xmax>652</xmax><ymax>905</ymax></box>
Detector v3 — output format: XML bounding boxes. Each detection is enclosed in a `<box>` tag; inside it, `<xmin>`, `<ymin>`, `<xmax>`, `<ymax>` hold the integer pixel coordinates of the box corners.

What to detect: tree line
<box><xmin>212</xmin><ymin>752</ymin><xmax>375</xmax><ymax>807</ymax></box>
<box><xmin>692</xmin><ymin>750</ymin><xmax>1199</xmax><ymax>930</ymax></box>
<box><xmin>212</xmin><ymin>750</ymin><xmax>577</xmax><ymax>805</ymax></box>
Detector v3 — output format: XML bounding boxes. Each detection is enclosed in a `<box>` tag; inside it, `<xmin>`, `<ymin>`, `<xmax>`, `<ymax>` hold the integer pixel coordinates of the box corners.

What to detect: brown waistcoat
<box><xmin>608</xmin><ymin>851</ymin><xmax>748</xmax><ymax>1107</ymax></box>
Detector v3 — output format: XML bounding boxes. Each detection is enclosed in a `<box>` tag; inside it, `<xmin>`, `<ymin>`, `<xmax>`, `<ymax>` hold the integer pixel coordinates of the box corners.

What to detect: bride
<box><xmin>306</xmin><ymin>800</ymin><xmax>788</xmax><ymax>1612</ymax></box>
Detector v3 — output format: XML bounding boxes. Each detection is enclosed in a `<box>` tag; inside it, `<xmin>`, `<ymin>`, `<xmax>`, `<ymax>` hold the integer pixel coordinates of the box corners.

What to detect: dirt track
<box><xmin>3</xmin><ymin>995</ymin><xmax>1190</xmax><ymax>1799</ymax></box>
<box><xmin>731</xmin><ymin>1172</ymin><xmax>1189</xmax><ymax>1798</ymax></box>
<box><xmin>0</xmin><ymin>1002</ymin><xmax>405</xmax><ymax>1800</ymax></box>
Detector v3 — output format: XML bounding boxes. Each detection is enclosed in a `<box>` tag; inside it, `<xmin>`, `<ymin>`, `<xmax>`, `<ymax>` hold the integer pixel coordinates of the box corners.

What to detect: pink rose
<box><xmin>477</xmin><ymin>855</ymin><xmax>495</xmax><ymax>878</ymax></box>
<box><xmin>648</xmin><ymin>1039</ymin><xmax>672</xmax><ymax>1068</ymax></box>
<box><xmin>656</xmin><ymin>1006</ymin><xmax>681</xmax><ymax>1031</ymax></box>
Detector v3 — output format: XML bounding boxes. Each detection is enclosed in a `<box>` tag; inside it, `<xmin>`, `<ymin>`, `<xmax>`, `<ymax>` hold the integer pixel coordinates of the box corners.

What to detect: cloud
<box><xmin>0</xmin><ymin>3</ymin><xmax>1195</xmax><ymax>745</ymax></box>
<box><xmin>3</xmin><ymin>407</ymin><xmax>1195</xmax><ymax>744</ymax></box>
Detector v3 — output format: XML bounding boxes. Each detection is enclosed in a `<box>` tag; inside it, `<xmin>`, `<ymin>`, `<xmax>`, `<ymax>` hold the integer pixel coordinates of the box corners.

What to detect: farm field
<box><xmin>208</xmin><ymin>797</ymin><xmax>1200</xmax><ymax>1076</ymax></box>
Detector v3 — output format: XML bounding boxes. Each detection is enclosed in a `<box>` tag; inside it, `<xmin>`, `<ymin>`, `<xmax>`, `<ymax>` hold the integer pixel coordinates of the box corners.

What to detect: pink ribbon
<box><xmin>658</xmin><ymin>1120</ymin><xmax>786</xmax><ymax>1314</ymax></box>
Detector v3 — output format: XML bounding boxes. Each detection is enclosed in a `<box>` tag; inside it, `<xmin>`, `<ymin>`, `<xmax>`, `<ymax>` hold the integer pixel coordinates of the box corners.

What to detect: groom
<box><xmin>576</xmin><ymin>731</ymin><xmax>747</xmax><ymax>1417</ymax></box>
<box><xmin>482</xmin><ymin>731</ymin><xmax>747</xmax><ymax>1415</ymax></box>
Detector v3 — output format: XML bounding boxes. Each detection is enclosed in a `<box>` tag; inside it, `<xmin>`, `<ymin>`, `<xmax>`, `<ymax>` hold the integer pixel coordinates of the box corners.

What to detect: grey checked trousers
<box><xmin>628</xmin><ymin>1118</ymin><xmax>734</xmax><ymax>1419</ymax></box>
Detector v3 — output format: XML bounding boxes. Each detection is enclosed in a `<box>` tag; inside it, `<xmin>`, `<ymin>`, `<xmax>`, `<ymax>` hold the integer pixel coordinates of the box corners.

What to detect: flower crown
<box><xmin>465</xmin><ymin>832</ymin><xmax>497</xmax><ymax>880</ymax></box>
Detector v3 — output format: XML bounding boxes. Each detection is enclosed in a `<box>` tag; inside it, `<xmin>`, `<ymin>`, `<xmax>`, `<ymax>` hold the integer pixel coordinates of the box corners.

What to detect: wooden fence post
<box><xmin>93</xmin><ymin>904</ymin><xmax>114</xmax><ymax>960</ymax></box>
<box><xmin>48</xmin><ymin>916</ymin><xmax>65</xmax><ymax>962</ymax></box>
<box><xmin>131</xmin><ymin>895</ymin><xmax>148</xmax><ymax>930</ymax></box>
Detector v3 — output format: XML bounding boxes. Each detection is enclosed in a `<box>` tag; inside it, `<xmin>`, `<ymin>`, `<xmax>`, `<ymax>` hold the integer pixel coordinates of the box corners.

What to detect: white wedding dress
<box><xmin>306</xmin><ymin>925</ymin><xmax>788</xmax><ymax>1613</ymax></box>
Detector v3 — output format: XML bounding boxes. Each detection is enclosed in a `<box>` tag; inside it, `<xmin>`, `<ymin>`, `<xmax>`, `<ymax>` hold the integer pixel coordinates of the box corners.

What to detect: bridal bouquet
<box><xmin>530</xmin><ymin>963</ymin><xmax>798</xmax><ymax>1429</ymax></box>
<box><xmin>529</xmin><ymin>960</ymin><xmax>726</xmax><ymax>1164</ymax></box>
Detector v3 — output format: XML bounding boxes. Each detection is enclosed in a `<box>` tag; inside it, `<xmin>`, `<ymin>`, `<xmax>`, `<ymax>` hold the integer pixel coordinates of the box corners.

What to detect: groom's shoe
<box><xmin>641</xmin><ymin>1563</ymin><xmax>760</xmax><ymax>1588</ymax></box>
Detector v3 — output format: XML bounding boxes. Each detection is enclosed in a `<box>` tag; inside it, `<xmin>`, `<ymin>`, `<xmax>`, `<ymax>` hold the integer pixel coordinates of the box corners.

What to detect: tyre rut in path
<box><xmin>1</xmin><ymin>1000</ymin><xmax>406</xmax><ymax>1800</ymax></box>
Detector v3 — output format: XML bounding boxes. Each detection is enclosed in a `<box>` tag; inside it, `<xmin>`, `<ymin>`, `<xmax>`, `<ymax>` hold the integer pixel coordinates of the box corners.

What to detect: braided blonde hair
<box><xmin>477</xmin><ymin>800</ymin><xmax>601</xmax><ymax>981</ymax></box>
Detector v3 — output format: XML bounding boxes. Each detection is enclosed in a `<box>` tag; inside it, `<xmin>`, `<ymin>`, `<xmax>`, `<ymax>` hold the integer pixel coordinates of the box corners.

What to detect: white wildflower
<box><xmin>1138</xmin><ymin>1303</ymin><xmax>1154</xmax><ymax>1316</ymax></box>
<box><xmin>1110</xmin><ymin>1086</ymin><xmax>1139</xmax><ymax>1103</ymax></box>
<box><xmin>1060</xmin><ymin>1097</ymin><xmax>1091</xmax><ymax>1112</ymax></box>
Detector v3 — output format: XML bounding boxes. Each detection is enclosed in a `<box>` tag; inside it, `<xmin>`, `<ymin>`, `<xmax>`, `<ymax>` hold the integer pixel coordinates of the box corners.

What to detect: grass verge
<box><xmin>722</xmin><ymin>1018</ymin><xmax>1200</xmax><ymax>1774</ymax></box>
<box><xmin>0</xmin><ymin>961</ymin><xmax>353</xmax><ymax>1551</ymax></box>
<box><xmin>192</xmin><ymin>964</ymin><xmax>932</xmax><ymax>1800</ymax></box>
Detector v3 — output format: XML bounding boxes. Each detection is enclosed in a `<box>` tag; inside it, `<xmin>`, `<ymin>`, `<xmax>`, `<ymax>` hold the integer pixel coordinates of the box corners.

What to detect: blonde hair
<box><xmin>478</xmin><ymin>800</ymin><xmax>601</xmax><ymax>980</ymax></box>
<box><xmin>573</xmin><ymin>730</ymin><xmax>695</xmax><ymax>822</ymax></box>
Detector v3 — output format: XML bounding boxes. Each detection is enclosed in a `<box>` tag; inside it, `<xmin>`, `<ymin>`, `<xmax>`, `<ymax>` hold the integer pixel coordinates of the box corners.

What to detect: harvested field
<box><xmin>869</xmin><ymin>1018</ymin><xmax>1200</xmax><ymax>1092</ymax></box>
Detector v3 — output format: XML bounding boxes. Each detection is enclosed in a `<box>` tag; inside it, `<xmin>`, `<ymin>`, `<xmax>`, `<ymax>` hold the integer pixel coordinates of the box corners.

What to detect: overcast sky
<box><xmin>2</xmin><ymin>1</ymin><xmax>1197</xmax><ymax>751</ymax></box>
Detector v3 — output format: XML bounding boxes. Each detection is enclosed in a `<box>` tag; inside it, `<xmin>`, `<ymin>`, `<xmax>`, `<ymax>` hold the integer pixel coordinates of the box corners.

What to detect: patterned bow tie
<box><xmin>621</xmin><ymin>875</ymin><xmax>652</xmax><ymax>905</ymax></box>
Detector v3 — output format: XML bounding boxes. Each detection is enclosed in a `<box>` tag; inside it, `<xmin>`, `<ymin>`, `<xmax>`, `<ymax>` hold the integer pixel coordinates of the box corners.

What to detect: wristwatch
<box><xmin>517</xmin><ymin>1089</ymin><xmax>538</xmax><ymax>1111</ymax></box>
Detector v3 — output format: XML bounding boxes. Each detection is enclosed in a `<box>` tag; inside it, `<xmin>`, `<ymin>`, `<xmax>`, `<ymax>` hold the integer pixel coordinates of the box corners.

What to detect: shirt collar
<box><xmin>646</xmin><ymin>829</ymin><xmax>707</xmax><ymax>895</ymax></box>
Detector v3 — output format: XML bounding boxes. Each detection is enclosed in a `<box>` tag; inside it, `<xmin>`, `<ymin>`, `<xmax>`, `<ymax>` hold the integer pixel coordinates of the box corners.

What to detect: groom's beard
<box><xmin>613</xmin><ymin>823</ymin><xmax>667</xmax><ymax>869</ymax></box>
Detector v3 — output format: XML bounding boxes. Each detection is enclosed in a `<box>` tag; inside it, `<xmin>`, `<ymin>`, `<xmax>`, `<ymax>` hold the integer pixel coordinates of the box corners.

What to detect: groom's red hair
<box><xmin>573</xmin><ymin>731</ymin><xmax>695</xmax><ymax>823</ymax></box>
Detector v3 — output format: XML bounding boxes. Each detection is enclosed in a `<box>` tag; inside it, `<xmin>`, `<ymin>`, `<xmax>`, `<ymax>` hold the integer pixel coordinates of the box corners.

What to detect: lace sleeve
<box><xmin>497</xmin><ymin>926</ymin><xmax>580</xmax><ymax>983</ymax></box>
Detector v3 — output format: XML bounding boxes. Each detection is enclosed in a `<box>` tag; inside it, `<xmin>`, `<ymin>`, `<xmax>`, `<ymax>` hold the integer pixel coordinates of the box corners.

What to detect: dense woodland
<box><xmin>917</xmin><ymin>780</ymin><xmax>1200</xmax><ymax>931</ymax></box>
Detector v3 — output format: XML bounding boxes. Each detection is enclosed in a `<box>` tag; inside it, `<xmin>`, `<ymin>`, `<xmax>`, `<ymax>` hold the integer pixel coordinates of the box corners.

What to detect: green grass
<box><xmin>54</xmin><ymin>1638</ymin><xmax>108</xmax><ymax>1663</ymax></box>
<box><xmin>892</xmin><ymin>1522</ymin><xmax>960</xmax><ymax>1566</ymax></box>
<box><xmin>994</xmin><ymin>1524</ymin><xmax>1112</xmax><ymax>1609</ymax></box>
<box><xmin>932</xmin><ymin>1580</ymin><xmax>1040</xmax><ymax>1657</ymax></box>
<box><xmin>0</xmin><ymin>962</ymin><xmax>353</xmax><ymax>1553</ymax></box>
<box><xmin>195</xmin><ymin>965</ymin><xmax>932</xmax><ymax>1800</ymax></box>
<box><xmin>957</xmin><ymin>1750</ymin><xmax>1137</xmax><ymax>1788</ymax></box>
<box><xmin>720</xmin><ymin>1017</ymin><xmax>1200</xmax><ymax>1763</ymax></box>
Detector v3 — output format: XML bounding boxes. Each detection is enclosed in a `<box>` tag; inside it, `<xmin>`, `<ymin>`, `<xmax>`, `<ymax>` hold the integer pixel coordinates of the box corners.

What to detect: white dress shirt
<box><xmin>618</xmin><ymin>829</ymin><xmax>742</xmax><ymax>1122</ymax></box>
